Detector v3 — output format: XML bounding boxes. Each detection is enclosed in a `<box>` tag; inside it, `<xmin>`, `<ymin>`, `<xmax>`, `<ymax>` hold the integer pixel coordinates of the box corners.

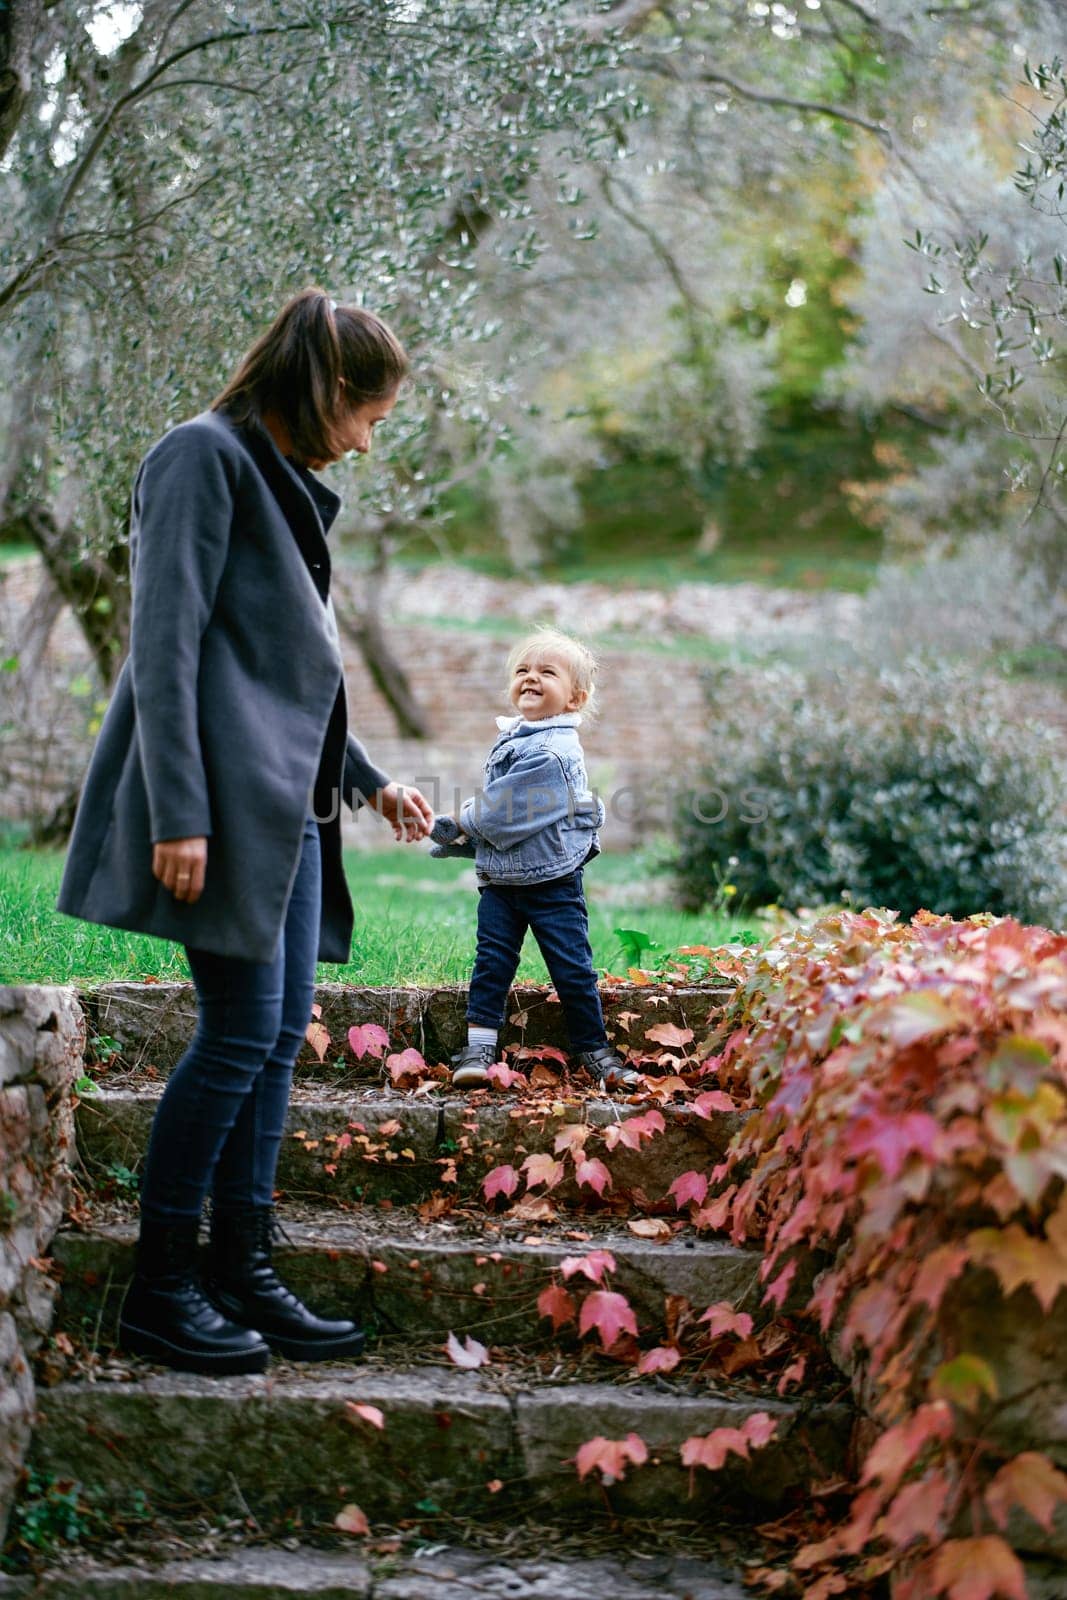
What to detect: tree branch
<box><xmin>632</xmin><ymin>51</ymin><xmax>894</xmax><ymax>144</ymax></box>
<box><xmin>580</xmin><ymin>0</ymin><xmax>666</xmax><ymax>40</ymax></box>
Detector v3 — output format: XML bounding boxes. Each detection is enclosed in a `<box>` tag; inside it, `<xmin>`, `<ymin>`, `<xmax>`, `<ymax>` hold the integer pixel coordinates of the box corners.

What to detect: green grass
<box><xmin>387</xmin><ymin>416</ymin><xmax>896</xmax><ymax>595</ymax></box>
<box><xmin>0</xmin><ymin>843</ymin><xmax>758</xmax><ymax>987</ymax></box>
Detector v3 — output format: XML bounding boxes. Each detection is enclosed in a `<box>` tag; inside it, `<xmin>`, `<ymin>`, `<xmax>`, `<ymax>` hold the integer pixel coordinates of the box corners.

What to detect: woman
<box><xmin>57</xmin><ymin>289</ymin><xmax>433</xmax><ymax>1375</ymax></box>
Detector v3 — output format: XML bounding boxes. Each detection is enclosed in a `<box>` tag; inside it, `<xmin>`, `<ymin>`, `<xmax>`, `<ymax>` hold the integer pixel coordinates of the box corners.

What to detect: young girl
<box><xmin>430</xmin><ymin>627</ymin><xmax>641</xmax><ymax>1092</ymax></box>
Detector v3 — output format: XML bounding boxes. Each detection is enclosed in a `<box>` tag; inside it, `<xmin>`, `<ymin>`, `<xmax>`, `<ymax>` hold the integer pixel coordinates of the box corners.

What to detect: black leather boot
<box><xmin>118</xmin><ymin>1216</ymin><xmax>270</xmax><ymax>1376</ymax></box>
<box><xmin>577</xmin><ymin>1046</ymin><xmax>643</xmax><ymax>1092</ymax></box>
<box><xmin>205</xmin><ymin>1205</ymin><xmax>366</xmax><ymax>1361</ymax></box>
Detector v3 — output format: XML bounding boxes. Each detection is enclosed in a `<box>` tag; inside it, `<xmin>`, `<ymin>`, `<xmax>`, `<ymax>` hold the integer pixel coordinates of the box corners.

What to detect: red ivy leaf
<box><xmin>537</xmin><ymin>1283</ymin><xmax>577</xmax><ymax>1331</ymax></box>
<box><xmin>692</xmin><ymin>1190</ymin><xmax>735</xmax><ymax>1233</ymax></box>
<box><xmin>578</xmin><ymin>1289</ymin><xmax>638</xmax><ymax>1350</ymax></box>
<box><xmin>487</xmin><ymin>1062</ymin><xmax>527</xmax><ymax>1089</ymax></box>
<box><xmin>445</xmin><ymin>1331</ymin><xmax>489</xmax><ymax>1369</ymax></box>
<box><xmin>522</xmin><ymin>1152</ymin><xmax>565</xmax><ymax>1191</ymax></box>
<box><xmin>575</xmin><ymin>1432</ymin><xmax>648</xmax><ymax>1484</ymax></box>
<box><xmin>699</xmin><ymin>1302</ymin><xmax>754</xmax><ymax>1340</ymax></box>
<box><xmin>637</xmin><ymin>1345</ymin><xmax>681</xmax><ymax>1375</ymax></box>
<box><xmin>334</xmin><ymin>1504</ymin><xmax>370</xmax><ymax>1536</ymax></box>
<box><xmin>668</xmin><ymin>1170</ymin><xmax>709</xmax><ymax>1210</ymax></box>
<box><xmin>603</xmin><ymin>1109</ymin><xmax>666</xmax><ymax>1151</ymax></box>
<box><xmin>482</xmin><ymin>1164</ymin><xmax>520</xmax><ymax>1202</ymax></box>
<box><xmin>860</xmin><ymin>1401</ymin><xmax>954</xmax><ymax>1496</ymax></box>
<box><xmin>347</xmin><ymin>1023</ymin><xmax>389</xmax><ymax>1060</ymax></box>
<box><xmin>882</xmin><ymin>1472</ymin><xmax>950</xmax><ymax>1548</ymax></box>
<box><xmin>386</xmin><ymin>1047</ymin><xmax>426</xmax><ymax>1084</ymax></box>
<box><xmin>681</xmin><ymin>1412</ymin><xmax>777</xmax><ymax>1471</ymax></box>
<box><xmin>691</xmin><ymin>1090</ymin><xmax>736</xmax><ymax>1117</ymax></box>
<box><xmin>985</xmin><ymin>1451</ymin><xmax>1067</xmax><ymax>1535</ymax></box>
<box><xmin>574</xmin><ymin>1158</ymin><xmax>612</xmax><ymax>1197</ymax></box>
<box><xmin>776</xmin><ymin>1356</ymin><xmax>806</xmax><ymax>1396</ymax></box>
<box><xmin>645</xmin><ymin>1022</ymin><xmax>694</xmax><ymax>1049</ymax></box>
<box><xmin>846</xmin><ymin>1110</ymin><xmax>944</xmax><ymax>1180</ymax></box>
<box><xmin>762</xmin><ymin>1259</ymin><xmax>798</xmax><ymax>1311</ymax></box>
<box><xmin>554</xmin><ymin>1124</ymin><xmax>589</xmax><ymax>1157</ymax></box>
<box><xmin>929</xmin><ymin>1536</ymin><xmax>1027</xmax><ymax>1600</ymax></box>
<box><xmin>560</xmin><ymin>1249</ymin><xmax>617</xmax><ymax>1284</ymax></box>
<box><xmin>911</xmin><ymin>1244</ymin><xmax>970</xmax><ymax>1312</ymax></box>
<box><xmin>304</xmin><ymin>1020</ymin><xmax>330</xmax><ymax>1062</ymax></box>
<box><xmin>345</xmin><ymin>1402</ymin><xmax>385</xmax><ymax>1431</ymax></box>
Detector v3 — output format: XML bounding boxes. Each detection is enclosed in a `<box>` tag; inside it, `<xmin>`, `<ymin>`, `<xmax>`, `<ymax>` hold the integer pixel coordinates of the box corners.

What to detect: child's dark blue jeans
<box><xmin>138</xmin><ymin>813</ymin><xmax>321</xmax><ymax>1223</ymax></box>
<box><xmin>466</xmin><ymin>867</ymin><xmax>608</xmax><ymax>1054</ymax></box>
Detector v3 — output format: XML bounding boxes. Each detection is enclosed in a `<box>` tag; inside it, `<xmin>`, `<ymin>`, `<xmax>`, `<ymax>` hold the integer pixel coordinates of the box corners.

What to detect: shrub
<box><xmin>856</xmin><ymin>533</ymin><xmax>1067</xmax><ymax>673</ymax></box>
<box><xmin>705</xmin><ymin>909</ymin><xmax>1067</xmax><ymax>1594</ymax></box>
<box><xmin>673</xmin><ymin>664</ymin><xmax>1067</xmax><ymax>927</ymax></box>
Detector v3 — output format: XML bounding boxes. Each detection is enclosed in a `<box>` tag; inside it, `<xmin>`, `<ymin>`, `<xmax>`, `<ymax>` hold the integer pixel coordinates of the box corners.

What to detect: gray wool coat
<box><xmin>55</xmin><ymin>408</ymin><xmax>390</xmax><ymax>964</ymax></box>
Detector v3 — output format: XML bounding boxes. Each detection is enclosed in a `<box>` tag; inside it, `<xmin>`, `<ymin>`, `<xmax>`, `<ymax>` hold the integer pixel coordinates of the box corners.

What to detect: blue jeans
<box><xmin>466</xmin><ymin>868</ymin><xmax>608</xmax><ymax>1054</ymax></box>
<box><xmin>138</xmin><ymin>814</ymin><xmax>321</xmax><ymax>1223</ymax></box>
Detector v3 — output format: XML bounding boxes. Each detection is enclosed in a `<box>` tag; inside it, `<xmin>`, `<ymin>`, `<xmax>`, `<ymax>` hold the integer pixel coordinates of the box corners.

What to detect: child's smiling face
<box><xmin>509</xmin><ymin>649</ymin><xmax>587</xmax><ymax>721</ymax></box>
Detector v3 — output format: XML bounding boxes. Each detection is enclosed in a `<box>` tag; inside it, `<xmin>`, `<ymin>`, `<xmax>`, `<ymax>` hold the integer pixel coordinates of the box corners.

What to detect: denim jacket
<box><xmin>459</xmin><ymin>713</ymin><xmax>605</xmax><ymax>886</ymax></box>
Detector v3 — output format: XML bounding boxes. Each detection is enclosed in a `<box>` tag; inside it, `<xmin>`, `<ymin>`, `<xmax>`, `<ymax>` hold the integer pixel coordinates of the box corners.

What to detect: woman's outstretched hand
<box><xmin>152</xmin><ymin>837</ymin><xmax>208</xmax><ymax>902</ymax></box>
<box><xmin>374</xmin><ymin>782</ymin><xmax>434</xmax><ymax>843</ymax></box>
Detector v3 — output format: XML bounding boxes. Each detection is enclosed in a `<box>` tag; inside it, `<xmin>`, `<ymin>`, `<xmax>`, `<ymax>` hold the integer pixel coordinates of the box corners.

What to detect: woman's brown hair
<box><xmin>212</xmin><ymin>287</ymin><xmax>409</xmax><ymax>463</ymax></box>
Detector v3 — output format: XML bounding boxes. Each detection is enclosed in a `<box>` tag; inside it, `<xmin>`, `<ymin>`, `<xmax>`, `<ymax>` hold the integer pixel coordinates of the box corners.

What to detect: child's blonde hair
<box><xmin>505</xmin><ymin>625</ymin><xmax>599</xmax><ymax>718</ymax></box>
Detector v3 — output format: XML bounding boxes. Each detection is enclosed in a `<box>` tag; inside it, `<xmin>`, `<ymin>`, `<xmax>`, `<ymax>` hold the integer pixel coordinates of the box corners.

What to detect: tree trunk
<box><xmin>0</xmin><ymin>323</ymin><xmax>131</xmax><ymax>689</ymax></box>
<box><xmin>335</xmin><ymin>556</ymin><xmax>432</xmax><ymax>741</ymax></box>
<box><xmin>0</xmin><ymin>0</ymin><xmax>42</xmax><ymax>163</ymax></box>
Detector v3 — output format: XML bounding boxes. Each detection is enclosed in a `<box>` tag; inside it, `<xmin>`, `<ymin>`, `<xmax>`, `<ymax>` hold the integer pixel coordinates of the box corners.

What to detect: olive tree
<box><xmin>0</xmin><ymin>0</ymin><xmax>645</xmax><ymax>677</ymax></box>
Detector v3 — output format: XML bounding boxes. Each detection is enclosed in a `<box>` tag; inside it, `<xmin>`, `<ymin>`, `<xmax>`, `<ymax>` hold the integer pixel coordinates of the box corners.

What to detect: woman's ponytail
<box><xmin>212</xmin><ymin>287</ymin><xmax>408</xmax><ymax>463</ymax></box>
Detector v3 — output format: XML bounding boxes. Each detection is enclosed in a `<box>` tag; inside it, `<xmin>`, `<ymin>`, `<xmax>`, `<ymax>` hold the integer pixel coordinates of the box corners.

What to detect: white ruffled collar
<box><xmin>495</xmin><ymin>712</ymin><xmax>583</xmax><ymax>733</ymax></box>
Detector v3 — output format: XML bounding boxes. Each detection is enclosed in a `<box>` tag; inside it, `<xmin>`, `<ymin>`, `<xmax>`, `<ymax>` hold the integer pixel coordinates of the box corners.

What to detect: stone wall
<box><xmin>0</xmin><ymin>988</ymin><xmax>83</xmax><ymax>1544</ymax></box>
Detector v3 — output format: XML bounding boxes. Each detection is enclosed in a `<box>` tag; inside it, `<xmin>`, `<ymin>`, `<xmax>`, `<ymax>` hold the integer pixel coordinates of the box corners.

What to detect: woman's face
<box><xmin>310</xmin><ymin>387</ymin><xmax>398</xmax><ymax>467</ymax></box>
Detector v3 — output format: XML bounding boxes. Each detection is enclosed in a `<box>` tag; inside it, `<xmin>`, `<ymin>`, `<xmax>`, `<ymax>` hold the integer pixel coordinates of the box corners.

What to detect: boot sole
<box><xmin>119</xmin><ymin>1320</ymin><xmax>270</xmax><ymax>1376</ymax></box>
<box><xmin>451</xmin><ymin>1067</ymin><xmax>491</xmax><ymax>1088</ymax></box>
<box><xmin>261</xmin><ymin>1327</ymin><xmax>367</xmax><ymax>1362</ymax></box>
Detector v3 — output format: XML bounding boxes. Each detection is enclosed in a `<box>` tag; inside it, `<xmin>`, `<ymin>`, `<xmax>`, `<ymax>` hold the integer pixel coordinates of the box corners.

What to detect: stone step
<box><xmin>7</xmin><ymin>1547</ymin><xmax>1067</xmax><ymax>1600</ymax></box>
<box><xmin>0</xmin><ymin>1541</ymin><xmax>751</xmax><ymax>1598</ymax></box>
<box><xmin>27</xmin><ymin>1363</ymin><xmax>853</xmax><ymax>1524</ymax></box>
<box><xmin>51</xmin><ymin>1214</ymin><xmax>769</xmax><ymax>1344</ymax></box>
<box><xmin>74</xmin><ymin>1088</ymin><xmax>744</xmax><ymax>1207</ymax></box>
<box><xmin>78</xmin><ymin>981</ymin><xmax>735</xmax><ymax>1080</ymax></box>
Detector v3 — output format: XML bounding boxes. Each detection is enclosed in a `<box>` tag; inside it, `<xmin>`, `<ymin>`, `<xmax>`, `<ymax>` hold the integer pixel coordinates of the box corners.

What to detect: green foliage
<box><xmin>424</xmin><ymin>424</ymin><xmax>886</xmax><ymax>589</ymax></box>
<box><xmin>99</xmin><ymin>1161</ymin><xmax>139</xmax><ymax>1197</ymax></box>
<box><xmin>2</xmin><ymin>1469</ymin><xmax>147</xmax><ymax>1567</ymax></box>
<box><xmin>86</xmin><ymin>1034</ymin><xmax>121</xmax><ymax>1065</ymax></box>
<box><xmin>0</xmin><ymin>0</ymin><xmax>647</xmax><ymax>595</ymax></box>
<box><xmin>3</xmin><ymin>1465</ymin><xmax>151</xmax><ymax>1568</ymax></box>
<box><xmin>5</xmin><ymin>1472</ymin><xmax>100</xmax><ymax>1557</ymax></box>
<box><xmin>673</xmin><ymin>665</ymin><xmax>1067</xmax><ymax>927</ymax></box>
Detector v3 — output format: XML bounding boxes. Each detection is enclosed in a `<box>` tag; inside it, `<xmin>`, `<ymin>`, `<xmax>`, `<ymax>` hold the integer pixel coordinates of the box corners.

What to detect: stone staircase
<box><xmin>1</xmin><ymin>983</ymin><xmax>859</xmax><ymax>1598</ymax></box>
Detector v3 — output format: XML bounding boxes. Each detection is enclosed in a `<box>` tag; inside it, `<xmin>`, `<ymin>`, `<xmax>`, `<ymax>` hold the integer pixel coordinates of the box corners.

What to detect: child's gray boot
<box><xmin>450</xmin><ymin>1043</ymin><xmax>497</xmax><ymax>1088</ymax></box>
<box><xmin>577</xmin><ymin>1047</ymin><xmax>642</xmax><ymax>1092</ymax></box>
